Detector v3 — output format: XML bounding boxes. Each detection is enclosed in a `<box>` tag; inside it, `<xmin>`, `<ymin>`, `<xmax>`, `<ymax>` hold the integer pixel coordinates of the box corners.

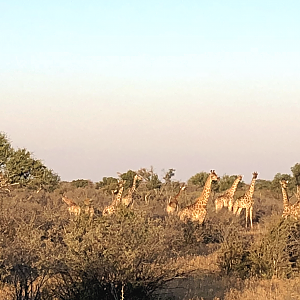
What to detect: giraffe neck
<box><xmin>227</xmin><ymin>177</ymin><xmax>241</xmax><ymax>197</ymax></box>
<box><xmin>170</xmin><ymin>187</ymin><xmax>184</xmax><ymax>205</ymax></box>
<box><xmin>246</xmin><ymin>177</ymin><xmax>257</xmax><ymax>199</ymax></box>
<box><xmin>174</xmin><ymin>187</ymin><xmax>184</xmax><ymax>200</ymax></box>
<box><xmin>128</xmin><ymin>176</ymin><xmax>138</xmax><ymax>196</ymax></box>
<box><xmin>282</xmin><ymin>186</ymin><xmax>289</xmax><ymax>209</ymax></box>
<box><xmin>113</xmin><ymin>186</ymin><xmax>124</xmax><ymax>205</ymax></box>
<box><xmin>195</xmin><ymin>175</ymin><xmax>213</xmax><ymax>206</ymax></box>
<box><xmin>62</xmin><ymin>197</ymin><xmax>73</xmax><ymax>206</ymax></box>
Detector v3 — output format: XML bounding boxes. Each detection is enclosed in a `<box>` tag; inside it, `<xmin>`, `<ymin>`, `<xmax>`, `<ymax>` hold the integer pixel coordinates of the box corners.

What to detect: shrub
<box><xmin>50</xmin><ymin>208</ymin><xmax>185</xmax><ymax>300</ymax></box>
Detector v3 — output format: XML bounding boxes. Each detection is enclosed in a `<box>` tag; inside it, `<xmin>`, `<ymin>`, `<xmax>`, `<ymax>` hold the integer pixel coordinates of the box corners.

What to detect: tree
<box><xmin>138</xmin><ymin>167</ymin><xmax>162</xmax><ymax>191</ymax></box>
<box><xmin>0</xmin><ymin>133</ymin><xmax>60</xmax><ymax>192</ymax></box>
<box><xmin>217</xmin><ymin>174</ymin><xmax>242</xmax><ymax>192</ymax></box>
<box><xmin>71</xmin><ymin>179</ymin><xmax>93</xmax><ymax>188</ymax></box>
<box><xmin>271</xmin><ymin>173</ymin><xmax>295</xmax><ymax>195</ymax></box>
<box><xmin>95</xmin><ymin>177</ymin><xmax>119</xmax><ymax>194</ymax></box>
<box><xmin>188</xmin><ymin>171</ymin><xmax>209</xmax><ymax>188</ymax></box>
<box><xmin>5</xmin><ymin>148</ymin><xmax>60</xmax><ymax>192</ymax></box>
<box><xmin>291</xmin><ymin>163</ymin><xmax>300</xmax><ymax>186</ymax></box>
<box><xmin>0</xmin><ymin>132</ymin><xmax>13</xmax><ymax>169</ymax></box>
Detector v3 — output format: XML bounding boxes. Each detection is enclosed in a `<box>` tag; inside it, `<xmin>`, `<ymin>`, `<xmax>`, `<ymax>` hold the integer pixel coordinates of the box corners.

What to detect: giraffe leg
<box><xmin>245</xmin><ymin>208</ymin><xmax>248</xmax><ymax>228</ymax></box>
<box><xmin>236</xmin><ymin>207</ymin><xmax>243</xmax><ymax>215</ymax></box>
<box><xmin>250</xmin><ymin>206</ymin><xmax>253</xmax><ymax>229</ymax></box>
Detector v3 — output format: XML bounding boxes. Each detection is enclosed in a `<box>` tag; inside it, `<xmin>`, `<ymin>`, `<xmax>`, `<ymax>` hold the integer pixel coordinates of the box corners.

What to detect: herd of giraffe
<box><xmin>61</xmin><ymin>170</ymin><xmax>300</xmax><ymax>228</ymax></box>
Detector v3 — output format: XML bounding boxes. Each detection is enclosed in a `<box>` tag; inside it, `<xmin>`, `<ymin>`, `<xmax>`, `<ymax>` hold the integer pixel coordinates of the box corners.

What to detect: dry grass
<box><xmin>224</xmin><ymin>277</ymin><xmax>300</xmax><ymax>300</ymax></box>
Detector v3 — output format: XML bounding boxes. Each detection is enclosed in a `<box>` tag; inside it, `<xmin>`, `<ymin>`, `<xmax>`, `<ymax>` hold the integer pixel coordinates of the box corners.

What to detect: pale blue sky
<box><xmin>1</xmin><ymin>1</ymin><xmax>299</xmax><ymax>183</ymax></box>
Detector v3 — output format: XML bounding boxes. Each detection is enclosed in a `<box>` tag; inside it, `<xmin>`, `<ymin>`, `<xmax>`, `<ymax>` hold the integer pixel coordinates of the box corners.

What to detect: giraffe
<box><xmin>215</xmin><ymin>175</ymin><xmax>243</xmax><ymax>212</ymax></box>
<box><xmin>280</xmin><ymin>180</ymin><xmax>291</xmax><ymax>218</ymax></box>
<box><xmin>62</xmin><ymin>196</ymin><xmax>81</xmax><ymax>218</ymax></box>
<box><xmin>166</xmin><ymin>184</ymin><xmax>186</xmax><ymax>215</ymax></box>
<box><xmin>280</xmin><ymin>181</ymin><xmax>300</xmax><ymax>220</ymax></box>
<box><xmin>121</xmin><ymin>174</ymin><xmax>143</xmax><ymax>207</ymax></box>
<box><xmin>233</xmin><ymin>172</ymin><xmax>258</xmax><ymax>228</ymax></box>
<box><xmin>83</xmin><ymin>198</ymin><xmax>94</xmax><ymax>220</ymax></box>
<box><xmin>294</xmin><ymin>185</ymin><xmax>300</xmax><ymax>201</ymax></box>
<box><xmin>178</xmin><ymin>170</ymin><xmax>219</xmax><ymax>223</ymax></box>
<box><xmin>102</xmin><ymin>180</ymin><xmax>126</xmax><ymax>216</ymax></box>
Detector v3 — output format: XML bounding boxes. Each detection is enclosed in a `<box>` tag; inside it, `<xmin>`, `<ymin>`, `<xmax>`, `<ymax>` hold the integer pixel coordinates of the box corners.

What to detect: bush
<box><xmin>249</xmin><ymin>217</ymin><xmax>300</xmax><ymax>278</ymax></box>
<box><xmin>50</xmin><ymin>208</ymin><xmax>185</xmax><ymax>300</ymax></box>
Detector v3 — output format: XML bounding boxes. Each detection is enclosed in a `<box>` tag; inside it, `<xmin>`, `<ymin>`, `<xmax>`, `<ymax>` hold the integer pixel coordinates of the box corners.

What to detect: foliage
<box><xmin>138</xmin><ymin>167</ymin><xmax>162</xmax><ymax>190</ymax></box>
<box><xmin>188</xmin><ymin>172</ymin><xmax>209</xmax><ymax>187</ymax></box>
<box><xmin>218</xmin><ymin>216</ymin><xmax>300</xmax><ymax>280</ymax></box>
<box><xmin>271</xmin><ymin>173</ymin><xmax>295</xmax><ymax>194</ymax></box>
<box><xmin>249</xmin><ymin>217</ymin><xmax>300</xmax><ymax>278</ymax></box>
<box><xmin>71</xmin><ymin>179</ymin><xmax>93</xmax><ymax>189</ymax></box>
<box><xmin>95</xmin><ymin>176</ymin><xmax>119</xmax><ymax>194</ymax></box>
<box><xmin>291</xmin><ymin>163</ymin><xmax>300</xmax><ymax>185</ymax></box>
<box><xmin>217</xmin><ymin>223</ymin><xmax>252</xmax><ymax>278</ymax></box>
<box><xmin>119</xmin><ymin>169</ymin><xmax>140</xmax><ymax>190</ymax></box>
<box><xmin>0</xmin><ymin>132</ymin><xmax>13</xmax><ymax>169</ymax></box>
<box><xmin>256</xmin><ymin>179</ymin><xmax>272</xmax><ymax>190</ymax></box>
<box><xmin>163</xmin><ymin>168</ymin><xmax>175</xmax><ymax>184</ymax></box>
<box><xmin>5</xmin><ymin>148</ymin><xmax>60</xmax><ymax>192</ymax></box>
<box><xmin>50</xmin><ymin>209</ymin><xmax>185</xmax><ymax>300</ymax></box>
<box><xmin>0</xmin><ymin>133</ymin><xmax>60</xmax><ymax>192</ymax></box>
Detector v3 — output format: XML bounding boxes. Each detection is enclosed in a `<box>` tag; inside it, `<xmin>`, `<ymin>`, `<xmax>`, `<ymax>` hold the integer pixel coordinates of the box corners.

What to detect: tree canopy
<box><xmin>0</xmin><ymin>132</ymin><xmax>60</xmax><ymax>192</ymax></box>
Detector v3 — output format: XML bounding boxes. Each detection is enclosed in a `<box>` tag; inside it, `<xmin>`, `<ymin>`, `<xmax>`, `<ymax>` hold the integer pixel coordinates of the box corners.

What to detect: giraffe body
<box><xmin>281</xmin><ymin>181</ymin><xmax>300</xmax><ymax>219</ymax></box>
<box><xmin>178</xmin><ymin>170</ymin><xmax>218</xmax><ymax>223</ymax></box>
<box><xmin>233</xmin><ymin>172</ymin><xmax>258</xmax><ymax>228</ymax></box>
<box><xmin>62</xmin><ymin>196</ymin><xmax>81</xmax><ymax>217</ymax></box>
<box><xmin>215</xmin><ymin>175</ymin><xmax>243</xmax><ymax>212</ymax></box>
<box><xmin>121</xmin><ymin>174</ymin><xmax>143</xmax><ymax>207</ymax></box>
<box><xmin>167</xmin><ymin>185</ymin><xmax>186</xmax><ymax>215</ymax></box>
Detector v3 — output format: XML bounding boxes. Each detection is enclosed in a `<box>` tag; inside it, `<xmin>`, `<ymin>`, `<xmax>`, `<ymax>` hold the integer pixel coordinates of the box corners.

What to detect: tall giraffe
<box><xmin>233</xmin><ymin>172</ymin><xmax>258</xmax><ymax>228</ymax></box>
<box><xmin>280</xmin><ymin>180</ymin><xmax>291</xmax><ymax>218</ymax></box>
<box><xmin>62</xmin><ymin>196</ymin><xmax>81</xmax><ymax>218</ymax></box>
<box><xmin>178</xmin><ymin>170</ymin><xmax>219</xmax><ymax>223</ymax></box>
<box><xmin>166</xmin><ymin>184</ymin><xmax>186</xmax><ymax>215</ymax></box>
<box><xmin>102</xmin><ymin>180</ymin><xmax>126</xmax><ymax>216</ymax></box>
<box><xmin>215</xmin><ymin>175</ymin><xmax>243</xmax><ymax>212</ymax></box>
<box><xmin>121</xmin><ymin>174</ymin><xmax>143</xmax><ymax>207</ymax></box>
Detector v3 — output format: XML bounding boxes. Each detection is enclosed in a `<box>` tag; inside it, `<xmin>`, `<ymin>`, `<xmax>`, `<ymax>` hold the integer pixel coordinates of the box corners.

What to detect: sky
<box><xmin>1</xmin><ymin>0</ymin><xmax>300</xmax><ymax>183</ymax></box>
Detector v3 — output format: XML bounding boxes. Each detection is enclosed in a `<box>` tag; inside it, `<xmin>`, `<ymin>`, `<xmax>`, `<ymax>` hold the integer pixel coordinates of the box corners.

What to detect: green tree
<box><xmin>163</xmin><ymin>168</ymin><xmax>175</xmax><ymax>184</ymax></box>
<box><xmin>271</xmin><ymin>173</ymin><xmax>295</xmax><ymax>195</ymax></box>
<box><xmin>256</xmin><ymin>179</ymin><xmax>272</xmax><ymax>190</ymax></box>
<box><xmin>291</xmin><ymin>163</ymin><xmax>300</xmax><ymax>185</ymax></box>
<box><xmin>95</xmin><ymin>176</ymin><xmax>119</xmax><ymax>194</ymax></box>
<box><xmin>0</xmin><ymin>132</ymin><xmax>13</xmax><ymax>169</ymax></box>
<box><xmin>217</xmin><ymin>174</ymin><xmax>243</xmax><ymax>192</ymax></box>
<box><xmin>188</xmin><ymin>171</ymin><xmax>209</xmax><ymax>188</ymax></box>
<box><xmin>138</xmin><ymin>167</ymin><xmax>162</xmax><ymax>190</ymax></box>
<box><xmin>71</xmin><ymin>179</ymin><xmax>93</xmax><ymax>188</ymax></box>
<box><xmin>5</xmin><ymin>148</ymin><xmax>60</xmax><ymax>192</ymax></box>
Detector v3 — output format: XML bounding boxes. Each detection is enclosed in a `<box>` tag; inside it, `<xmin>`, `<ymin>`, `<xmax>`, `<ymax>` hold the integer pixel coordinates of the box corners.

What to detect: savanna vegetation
<box><xmin>1</xmin><ymin>132</ymin><xmax>300</xmax><ymax>300</ymax></box>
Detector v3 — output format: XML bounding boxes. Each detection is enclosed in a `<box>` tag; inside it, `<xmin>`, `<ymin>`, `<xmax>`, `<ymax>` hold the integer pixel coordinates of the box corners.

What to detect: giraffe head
<box><xmin>252</xmin><ymin>172</ymin><xmax>258</xmax><ymax>179</ymax></box>
<box><xmin>280</xmin><ymin>179</ymin><xmax>289</xmax><ymax>189</ymax></box>
<box><xmin>237</xmin><ymin>175</ymin><xmax>243</xmax><ymax>180</ymax></box>
<box><xmin>210</xmin><ymin>170</ymin><xmax>219</xmax><ymax>182</ymax></box>
<box><xmin>84</xmin><ymin>198</ymin><xmax>93</xmax><ymax>206</ymax></box>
